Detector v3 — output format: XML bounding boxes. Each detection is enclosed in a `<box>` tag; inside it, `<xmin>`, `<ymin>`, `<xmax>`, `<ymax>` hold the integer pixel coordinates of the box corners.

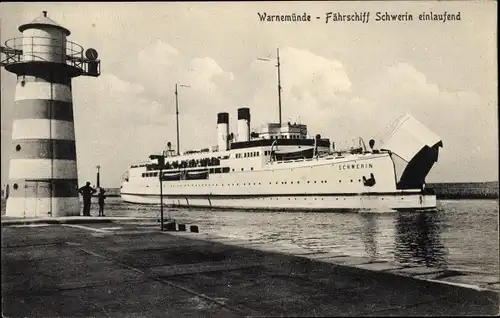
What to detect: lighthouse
<box><xmin>1</xmin><ymin>11</ymin><xmax>101</xmax><ymax>217</ymax></box>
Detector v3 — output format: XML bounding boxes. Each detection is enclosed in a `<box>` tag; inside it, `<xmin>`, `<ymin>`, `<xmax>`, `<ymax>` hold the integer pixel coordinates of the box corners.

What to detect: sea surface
<box><xmin>98</xmin><ymin>198</ymin><xmax>499</xmax><ymax>276</ymax></box>
<box><xmin>1</xmin><ymin>197</ymin><xmax>498</xmax><ymax>277</ymax></box>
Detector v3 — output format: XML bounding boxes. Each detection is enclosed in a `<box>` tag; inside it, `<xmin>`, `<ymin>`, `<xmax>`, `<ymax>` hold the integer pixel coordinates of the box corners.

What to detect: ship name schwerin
<box><xmin>121</xmin><ymin>107</ymin><xmax>443</xmax><ymax>212</ymax></box>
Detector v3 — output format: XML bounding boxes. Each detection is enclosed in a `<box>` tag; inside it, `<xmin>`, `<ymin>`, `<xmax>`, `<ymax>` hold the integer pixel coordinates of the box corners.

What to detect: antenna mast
<box><xmin>276</xmin><ymin>48</ymin><xmax>282</xmax><ymax>126</ymax></box>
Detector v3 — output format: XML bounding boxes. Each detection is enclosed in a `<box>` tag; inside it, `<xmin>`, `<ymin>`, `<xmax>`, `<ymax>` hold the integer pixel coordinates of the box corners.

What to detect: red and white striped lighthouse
<box><xmin>1</xmin><ymin>11</ymin><xmax>101</xmax><ymax>217</ymax></box>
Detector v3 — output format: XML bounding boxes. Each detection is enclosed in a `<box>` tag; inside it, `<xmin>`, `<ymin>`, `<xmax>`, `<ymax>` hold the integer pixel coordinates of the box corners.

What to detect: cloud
<box><xmin>244</xmin><ymin>47</ymin><xmax>353</xmax><ymax>136</ymax></box>
<box><xmin>241</xmin><ymin>54</ymin><xmax>497</xmax><ymax>182</ymax></box>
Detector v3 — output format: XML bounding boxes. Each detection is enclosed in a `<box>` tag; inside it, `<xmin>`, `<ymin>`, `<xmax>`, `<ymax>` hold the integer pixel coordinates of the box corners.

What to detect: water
<box><xmin>2</xmin><ymin>197</ymin><xmax>498</xmax><ymax>276</ymax></box>
<box><xmin>100</xmin><ymin>198</ymin><xmax>499</xmax><ymax>276</ymax></box>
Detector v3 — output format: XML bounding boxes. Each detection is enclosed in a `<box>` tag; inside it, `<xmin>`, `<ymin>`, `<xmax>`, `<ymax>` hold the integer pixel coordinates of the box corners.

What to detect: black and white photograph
<box><xmin>1</xmin><ymin>1</ymin><xmax>498</xmax><ymax>316</ymax></box>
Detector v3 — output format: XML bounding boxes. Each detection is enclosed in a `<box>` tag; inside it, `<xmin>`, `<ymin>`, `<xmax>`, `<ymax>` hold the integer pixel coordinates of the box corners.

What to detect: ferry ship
<box><xmin>121</xmin><ymin>50</ymin><xmax>443</xmax><ymax>211</ymax></box>
<box><xmin>120</xmin><ymin>108</ymin><xmax>443</xmax><ymax>211</ymax></box>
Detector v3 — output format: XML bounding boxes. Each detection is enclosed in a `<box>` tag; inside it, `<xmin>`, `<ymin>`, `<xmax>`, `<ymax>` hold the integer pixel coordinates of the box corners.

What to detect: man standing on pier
<box><xmin>79</xmin><ymin>182</ymin><xmax>96</xmax><ymax>216</ymax></box>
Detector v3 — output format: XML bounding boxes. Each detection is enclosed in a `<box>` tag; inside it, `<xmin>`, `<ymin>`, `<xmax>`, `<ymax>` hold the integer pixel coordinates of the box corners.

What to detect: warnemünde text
<box><xmin>257</xmin><ymin>12</ymin><xmax>461</xmax><ymax>24</ymax></box>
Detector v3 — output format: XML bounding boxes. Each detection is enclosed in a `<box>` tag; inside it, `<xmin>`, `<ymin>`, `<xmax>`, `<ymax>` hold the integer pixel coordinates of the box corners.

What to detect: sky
<box><xmin>0</xmin><ymin>1</ymin><xmax>498</xmax><ymax>188</ymax></box>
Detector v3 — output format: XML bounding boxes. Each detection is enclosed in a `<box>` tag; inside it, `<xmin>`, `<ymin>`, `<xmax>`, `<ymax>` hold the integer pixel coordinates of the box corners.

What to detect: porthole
<box><xmin>15</xmin><ymin>145</ymin><xmax>21</xmax><ymax>151</ymax></box>
<box><xmin>13</xmin><ymin>183</ymin><xmax>18</xmax><ymax>190</ymax></box>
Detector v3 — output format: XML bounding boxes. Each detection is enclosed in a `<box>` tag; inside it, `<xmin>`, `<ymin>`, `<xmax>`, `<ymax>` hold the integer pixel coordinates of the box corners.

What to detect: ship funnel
<box><xmin>217</xmin><ymin>112</ymin><xmax>229</xmax><ymax>151</ymax></box>
<box><xmin>237</xmin><ymin>107</ymin><xmax>250</xmax><ymax>142</ymax></box>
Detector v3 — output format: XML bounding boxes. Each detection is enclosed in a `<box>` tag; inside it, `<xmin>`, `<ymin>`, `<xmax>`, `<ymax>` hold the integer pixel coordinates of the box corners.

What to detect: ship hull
<box><xmin>120</xmin><ymin>191</ymin><xmax>436</xmax><ymax>211</ymax></box>
<box><xmin>120</xmin><ymin>151</ymin><xmax>438</xmax><ymax>212</ymax></box>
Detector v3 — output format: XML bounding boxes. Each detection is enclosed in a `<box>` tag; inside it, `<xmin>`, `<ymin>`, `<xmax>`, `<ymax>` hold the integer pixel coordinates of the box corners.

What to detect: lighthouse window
<box><xmin>13</xmin><ymin>183</ymin><xmax>18</xmax><ymax>190</ymax></box>
<box><xmin>15</xmin><ymin>145</ymin><xmax>21</xmax><ymax>151</ymax></box>
<box><xmin>250</xmin><ymin>167</ymin><xmax>254</xmax><ymax>171</ymax></box>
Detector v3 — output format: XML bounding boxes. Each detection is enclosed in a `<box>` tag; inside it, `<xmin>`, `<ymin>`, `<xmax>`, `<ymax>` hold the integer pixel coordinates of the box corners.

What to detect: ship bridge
<box><xmin>258</xmin><ymin>122</ymin><xmax>308</xmax><ymax>140</ymax></box>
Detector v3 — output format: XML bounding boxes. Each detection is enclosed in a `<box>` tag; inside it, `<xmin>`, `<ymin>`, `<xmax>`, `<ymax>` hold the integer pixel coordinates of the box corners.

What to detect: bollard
<box><xmin>164</xmin><ymin>221</ymin><xmax>176</xmax><ymax>231</ymax></box>
<box><xmin>190</xmin><ymin>225</ymin><xmax>199</xmax><ymax>233</ymax></box>
<box><xmin>178</xmin><ymin>224</ymin><xmax>186</xmax><ymax>231</ymax></box>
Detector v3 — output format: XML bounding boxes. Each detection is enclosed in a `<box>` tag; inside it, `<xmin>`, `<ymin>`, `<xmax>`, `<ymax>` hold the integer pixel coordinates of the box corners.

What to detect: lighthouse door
<box><xmin>37</xmin><ymin>182</ymin><xmax>52</xmax><ymax>217</ymax></box>
<box><xmin>24</xmin><ymin>180</ymin><xmax>52</xmax><ymax>217</ymax></box>
<box><xmin>24</xmin><ymin>181</ymin><xmax>37</xmax><ymax>218</ymax></box>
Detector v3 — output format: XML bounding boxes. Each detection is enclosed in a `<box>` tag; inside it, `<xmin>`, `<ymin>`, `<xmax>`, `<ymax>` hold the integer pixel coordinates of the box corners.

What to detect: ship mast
<box><xmin>258</xmin><ymin>48</ymin><xmax>283</xmax><ymax>126</ymax></box>
<box><xmin>174</xmin><ymin>83</ymin><xmax>191</xmax><ymax>156</ymax></box>
<box><xmin>175</xmin><ymin>84</ymin><xmax>180</xmax><ymax>156</ymax></box>
<box><xmin>276</xmin><ymin>48</ymin><xmax>282</xmax><ymax>126</ymax></box>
